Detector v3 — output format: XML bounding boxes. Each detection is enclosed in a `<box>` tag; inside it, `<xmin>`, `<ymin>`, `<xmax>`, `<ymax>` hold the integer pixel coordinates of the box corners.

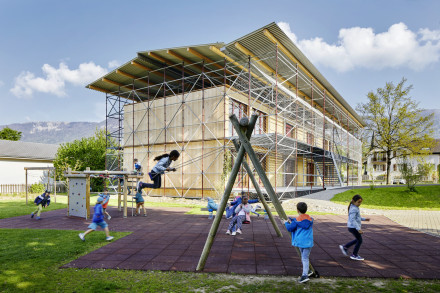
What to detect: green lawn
<box><xmin>1</xmin><ymin>228</ymin><xmax>440</xmax><ymax>292</ymax></box>
<box><xmin>331</xmin><ymin>185</ymin><xmax>440</xmax><ymax>210</ymax></box>
<box><xmin>2</xmin><ymin>196</ymin><xmax>440</xmax><ymax>292</ymax></box>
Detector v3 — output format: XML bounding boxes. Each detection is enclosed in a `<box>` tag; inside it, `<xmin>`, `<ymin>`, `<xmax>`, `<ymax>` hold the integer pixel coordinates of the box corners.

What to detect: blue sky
<box><xmin>1</xmin><ymin>0</ymin><xmax>440</xmax><ymax>125</ymax></box>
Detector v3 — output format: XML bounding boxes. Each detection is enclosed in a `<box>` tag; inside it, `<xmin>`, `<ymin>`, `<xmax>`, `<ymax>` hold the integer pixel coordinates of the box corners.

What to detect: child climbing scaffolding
<box><xmin>137</xmin><ymin>150</ymin><xmax>180</xmax><ymax>192</ymax></box>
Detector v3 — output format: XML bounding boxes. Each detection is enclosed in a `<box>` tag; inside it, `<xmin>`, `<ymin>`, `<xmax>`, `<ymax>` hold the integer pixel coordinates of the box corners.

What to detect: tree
<box><xmin>0</xmin><ymin>127</ymin><xmax>22</xmax><ymax>141</ymax></box>
<box><xmin>53</xmin><ymin>129</ymin><xmax>111</xmax><ymax>191</ymax></box>
<box><xmin>357</xmin><ymin>78</ymin><xmax>435</xmax><ymax>184</ymax></box>
<box><xmin>398</xmin><ymin>157</ymin><xmax>433</xmax><ymax>192</ymax></box>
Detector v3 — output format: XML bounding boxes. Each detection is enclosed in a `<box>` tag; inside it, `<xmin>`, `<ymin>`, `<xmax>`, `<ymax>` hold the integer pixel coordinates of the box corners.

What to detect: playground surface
<box><xmin>1</xmin><ymin>206</ymin><xmax>439</xmax><ymax>279</ymax></box>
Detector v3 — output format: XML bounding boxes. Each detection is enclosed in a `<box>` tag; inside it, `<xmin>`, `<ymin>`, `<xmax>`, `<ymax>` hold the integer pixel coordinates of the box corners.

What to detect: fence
<box><xmin>0</xmin><ymin>182</ymin><xmax>67</xmax><ymax>194</ymax></box>
<box><xmin>0</xmin><ymin>184</ymin><xmax>29</xmax><ymax>194</ymax></box>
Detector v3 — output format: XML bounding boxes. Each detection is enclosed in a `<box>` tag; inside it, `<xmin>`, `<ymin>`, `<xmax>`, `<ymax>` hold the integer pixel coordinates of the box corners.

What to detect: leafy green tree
<box><xmin>0</xmin><ymin>127</ymin><xmax>22</xmax><ymax>141</ymax></box>
<box><xmin>398</xmin><ymin>158</ymin><xmax>433</xmax><ymax>192</ymax></box>
<box><xmin>53</xmin><ymin>129</ymin><xmax>111</xmax><ymax>191</ymax></box>
<box><xmin>357</xmin><ymin>78</ymin><xmax>436</xmax><ymax>184</ymax></box>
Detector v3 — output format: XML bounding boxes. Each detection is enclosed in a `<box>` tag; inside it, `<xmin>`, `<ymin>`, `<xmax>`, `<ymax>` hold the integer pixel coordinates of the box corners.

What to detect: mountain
<box><xmin>2</xmin><ymin>109</ymin><xmax>439</xmax><ymax>145</ymax></box>
<box><xmin>0</xmin><ymin>120</ymin><xmax>119</xmax><ymax>144</ymax></box>
<box><xmin>422</xmin><ymin>109</ymin><xmax>440</xmax><ymax>139</ymax></box>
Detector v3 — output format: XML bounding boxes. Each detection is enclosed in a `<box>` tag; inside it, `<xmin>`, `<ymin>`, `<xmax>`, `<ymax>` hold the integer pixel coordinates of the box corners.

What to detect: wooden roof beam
<box><xmin>148</xmin><ymin>52</ymin><xmax>196</xmax><ymax>77</ymax></box>
<box><xmin>102</xmin><ymin>78</ymin><xmax>147</xmax><ymax>95</ymax></box>
<box><xmin>131</xmin><ymin>61</ymin><xmax>173</xmax><ymax>81</ymax></box>
<box><xmin>116</xmin><ymin>69</ymin><xmax>150</xmax><ymax>86</ymax></box>
<box><xmin>167</xmin><ymin>49</ymin><xmax>224</xmax><ymax>79</ymax></box>
<box><xmin>263</xmin><ymin>29</ymin><xmax>362</xmax><ymax>128</ymax></box>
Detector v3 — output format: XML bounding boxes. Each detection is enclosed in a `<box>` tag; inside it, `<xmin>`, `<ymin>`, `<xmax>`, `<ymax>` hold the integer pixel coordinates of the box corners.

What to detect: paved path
<box><xmin>1</xmin><ymin>206</ymin><xmax>440</xmax><ymax>279</ymax></box>
<box><xmin>282</xmin><ymin>187</ymin><xmax>440</xmax><ymax>238</ymax></box>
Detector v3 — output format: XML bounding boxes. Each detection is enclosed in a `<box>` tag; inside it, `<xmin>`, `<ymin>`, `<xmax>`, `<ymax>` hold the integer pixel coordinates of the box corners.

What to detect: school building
<box><xmin>87</xmin><ymin>23</ymin><xmax>365</xmax><ymax>200</ymax></box>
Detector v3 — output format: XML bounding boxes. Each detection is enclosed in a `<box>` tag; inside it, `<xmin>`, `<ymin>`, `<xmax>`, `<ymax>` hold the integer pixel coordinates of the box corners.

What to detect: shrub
<box><xmin>29</xmin><ymin>183</ymin><xmax>45</xmax><ymax>194</ymax></box>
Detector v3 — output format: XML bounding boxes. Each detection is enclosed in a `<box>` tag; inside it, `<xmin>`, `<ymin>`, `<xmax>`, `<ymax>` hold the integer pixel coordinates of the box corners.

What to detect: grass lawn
<box><xmin>1</xmin><ymin>228</ymin><xmax>440</xmax><ymax>292</ymax></box>
<box><xmin>331</xmin><ymin>185</ymin><xmax>440</xmax><ymax>210</ymax></box>
<box><xmin>1</xmin><ymin>196</ymin><xmax>440</xmax><ymax>292</ymax></box>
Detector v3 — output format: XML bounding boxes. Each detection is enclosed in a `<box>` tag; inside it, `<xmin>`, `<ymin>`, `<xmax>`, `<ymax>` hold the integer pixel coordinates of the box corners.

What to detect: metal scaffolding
<box><xmin>90</xmin><ymin>23</ymin><xmax>364</xmax><ymax>200</ymax></box>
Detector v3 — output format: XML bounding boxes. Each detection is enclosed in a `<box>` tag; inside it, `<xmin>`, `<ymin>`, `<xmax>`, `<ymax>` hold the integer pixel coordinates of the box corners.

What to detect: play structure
<box><xmin>64</xmin><ymin>168</ymin><xmax>143</xmax><ymax>219</ymax></box>
<box><xmin>196</xmin><ymin>114</ymin><xmax>319</xmax><ymax>277</ymax></box>
<box><xmin>24</xmin><ymin>166</ymin><xmax>56</xmax><ymax>204</ymax></box>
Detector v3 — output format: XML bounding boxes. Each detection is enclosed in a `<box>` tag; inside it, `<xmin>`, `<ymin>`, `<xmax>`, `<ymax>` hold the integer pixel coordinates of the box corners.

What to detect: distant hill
<box><xmin>0</xmin><ymin>120</ymin><xmax>118</xmax><ymax>144</ymax></box>
<box><xmin>422</xmin><ymin>109</ymin><xmax>440</xmax><ymax>139</ymax></box>
<box><xmin>2</xmin><ymin>108</ymin><xmax>439</xmax><ymax>145</ymax></box>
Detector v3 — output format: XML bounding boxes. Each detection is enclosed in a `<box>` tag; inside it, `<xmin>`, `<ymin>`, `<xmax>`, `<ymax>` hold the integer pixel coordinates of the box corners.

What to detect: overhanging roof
<box><xmin>87</xmin><ymin>23</ymin><xmax>365</xmax><ymax>127</ymax></box>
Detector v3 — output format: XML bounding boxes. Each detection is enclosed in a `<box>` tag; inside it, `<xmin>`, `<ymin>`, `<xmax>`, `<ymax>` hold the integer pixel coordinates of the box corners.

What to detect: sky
<box><xmin>1</xmin><ymin>0</ymin><xmax>440</xmax><ymax>125</ymax></box>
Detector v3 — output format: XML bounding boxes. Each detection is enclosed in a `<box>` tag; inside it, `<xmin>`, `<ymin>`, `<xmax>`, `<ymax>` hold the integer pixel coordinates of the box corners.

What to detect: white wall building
<box><xmin>365</xmin><ymin>139</ymin><xmax>440</xmax><ymax>183</ymax></box>
<box><xmin>0</xmin><ymin>140</ymin><xmax>58</xmax><ymax>185</ymax></box>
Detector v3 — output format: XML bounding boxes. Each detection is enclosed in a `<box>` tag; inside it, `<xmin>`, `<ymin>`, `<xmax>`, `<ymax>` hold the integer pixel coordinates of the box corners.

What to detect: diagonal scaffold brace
<box><xmin>196</xmin><ymin>114</ymin><xmax>319</xmax><ymax>278</ymax></box>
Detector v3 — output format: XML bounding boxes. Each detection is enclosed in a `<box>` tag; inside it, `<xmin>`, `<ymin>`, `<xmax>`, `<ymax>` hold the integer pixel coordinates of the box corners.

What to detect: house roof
<box><xmin>0</xmin><ymin>140</ymin><xmax>59</xmax><ymax>161</ymax></box>
<box><xmin>87</xmin><ymin>22</ymin><xmax>365</xmax><ymax>128</ymax></box>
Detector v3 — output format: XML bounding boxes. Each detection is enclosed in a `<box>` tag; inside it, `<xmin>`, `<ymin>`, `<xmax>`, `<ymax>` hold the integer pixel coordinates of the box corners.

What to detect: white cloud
<box><xmin>278</xmin><ymin>22</ymin><xmax>440</xmax><ymax>72</ymax></box>
<box><xmin>10</xmin><ymin>62</ymin><xmax>108</xmax><ymax>98</ymax></box>
<box><xmin>108</xmin><ymin>60</ymin><xmax>121</xmax><ymax>69</ymax></box>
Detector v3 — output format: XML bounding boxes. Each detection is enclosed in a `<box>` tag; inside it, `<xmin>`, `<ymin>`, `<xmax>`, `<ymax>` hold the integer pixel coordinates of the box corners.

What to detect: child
<box><xmin>226</xmin><ymin>196</ymin><xmax>251</xmax><ymax>236</ymax></box>
<box><xmin>78</xmin><ymin>196</ymin><xmax>114</xmax><ymax>242</ymax></box>
<box><xmin>134</xmin><ymin>158</ymin><xmax>142</xmax><ymax>174</ymax></box>
<box><xmin>226</xmin><ymin>192</ymin><xmax>259</xmax><ymax>220</ymax></box>
<box><xmin>133</xmin><ymin>191</ymin><xmax>147</xmax><ymax>216</ymax></box>
<box><xmin>283</xmin><ymin>202</ymin><xmax>314</xmax><ymax>283</ymax></box>
<box><xmin>137</xmin><ymin>150</ymin><xmax>180</xmax><ymax>192</ymax></box>
<box><xmin>206</xmin><ymin>197</ymin><xmax>218</xmax><ymax>219</ymax></box>
<box><xmin>31</xmin><ymin>190</ymin><xmax>51</xmax><ymax>220</ymax></box>
<box><xmin>101</xmin><ymin>188</ymin><xmax>111</xmax><ymax>220</ymax></box>
<box><xmin>339</xmin><ymin>194</ymin><xmax>370</xmax><ymax>261</ymax></box>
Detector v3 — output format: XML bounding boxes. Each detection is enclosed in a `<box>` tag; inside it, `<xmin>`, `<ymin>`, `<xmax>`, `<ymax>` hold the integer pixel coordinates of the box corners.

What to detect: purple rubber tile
<box><xmin>3</xmin><ymin>209</ymin><xmax>440</xmax><ymax>278</ymax></box>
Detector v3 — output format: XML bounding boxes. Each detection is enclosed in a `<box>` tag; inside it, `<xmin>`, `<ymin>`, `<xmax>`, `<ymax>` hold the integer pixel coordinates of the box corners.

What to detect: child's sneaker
<box><xmin>78</xmin><ymin>233</ymin><xmax>85</xmax><ymax>241</ymax></box>
<box><xmin>231</xmin><ymin>231</ymin><xmax>237</xmax><ymax>236</ymax></box>
<box><xmin>307</xmin><ymin>270</ymin><xmax>314</xmax><ymax>277</ymax></box>
<box><xmin>298</xmin><ymin>275</ymin><xmax>309</xmax><ymax>283</ymax></box>
<box><xmin>226</xmin><ymin>230</ymin><xmax>231</xmax><ymax>235</ymax></box>
<box><xmin>339</xmin><ymin>245</ymin><xmax>348</xmax><ymax>256</ymax></box>
<box><xmin>106</xmin><ymin>236</ymin><xmax>114</xmax><ymax>241</ymax></box>
<box><xmin>36</xmin><ymin>216</ymin><xmax>41</xmax><ymax>220</ymax></box>
<box><xmin>143</xmin><ymin>214</ymin><xmax>147</xmax><ymax>217</ymax></box>
<box><xmin>350</xmin><ymin>254</ymin><xmax>364</xmax><ymax>261</ymax></box>
<box><xmin>30</xmin><ymin>213</ymin><xmax>34</xmax><ymax>218</ymax></box>
<box><xmin>107</xmin><ymin>215</ymin><xmax>111</xmax><ymax>220</ymax></box>
<box><xmin>236</xmin><ymin>228</ymin><xmax>242</xmax><ymax>234</ymax></box>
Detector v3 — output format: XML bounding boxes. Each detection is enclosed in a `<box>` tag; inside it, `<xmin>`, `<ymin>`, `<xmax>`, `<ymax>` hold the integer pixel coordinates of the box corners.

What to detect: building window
<box><xmin>286</xmin><ymin>123</ymin><xmax>296</xmax><ymax>139</ymax></box>
<box><xmin>393</xmin><ymin>164</ymin><xmax>397</xmax><ymax>171</ymax></box>
<box><xmin>253</xmin><ymin>109</ymin><xmax>267</xmax><ymax>135</ymax></box>
<box><xmin>229</xmin><ymin>99</ymin><xmax>248</xmax><ymax>136</ymax></box>
<box><xmin>307</xmin><ymin>132</ymin><xmax>314</xmax><ymax>145</ymax></box>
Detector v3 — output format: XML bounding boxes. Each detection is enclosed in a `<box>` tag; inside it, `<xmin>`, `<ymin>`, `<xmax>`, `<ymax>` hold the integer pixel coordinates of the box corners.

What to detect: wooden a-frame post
<box><xmin>197</xmin><ymin>114</ymin><xmax>282</xmax><ymax>271</ymax></box>
<box><xmin>196</xmin><ymin>114</ymin><xmax>319</xmax><ymax>277</ymax></box>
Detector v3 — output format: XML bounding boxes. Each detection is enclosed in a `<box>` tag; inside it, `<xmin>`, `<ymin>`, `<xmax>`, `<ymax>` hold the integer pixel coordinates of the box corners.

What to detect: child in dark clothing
<box><xmin>137</xmin><ymin>150</ymin><xmax>180</xmax><ymax>192</ymax></box>
<box><xmin>283</xmin><ymin>202</ymin><xmax>314</xmax><ymax>283</ymax></box>
<box><xmin>78</xmin><ymin>196</ymin><xmax>114</xmax><ymax>241</ymax></box>
<box><xmin>31</xmin><ymin>190</ymin><xmax>51</xmax><ymax>220</ymax></box>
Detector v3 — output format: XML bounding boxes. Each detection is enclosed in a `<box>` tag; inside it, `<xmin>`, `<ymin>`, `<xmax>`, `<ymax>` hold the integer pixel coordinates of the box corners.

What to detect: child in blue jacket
<box><xmin>78</xmin><ymin>196</ymin><xmax>114</xmax><ymax>242</ymax></box>
<box><xmin>31</xmin><ymin>190</ymin><xmax>51</xmax><ymax>220</ymax></box>
<box><xmin>283</xmin><ymin>202</ymin><xmax>314</xmax><ymax>283</ymax></box>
